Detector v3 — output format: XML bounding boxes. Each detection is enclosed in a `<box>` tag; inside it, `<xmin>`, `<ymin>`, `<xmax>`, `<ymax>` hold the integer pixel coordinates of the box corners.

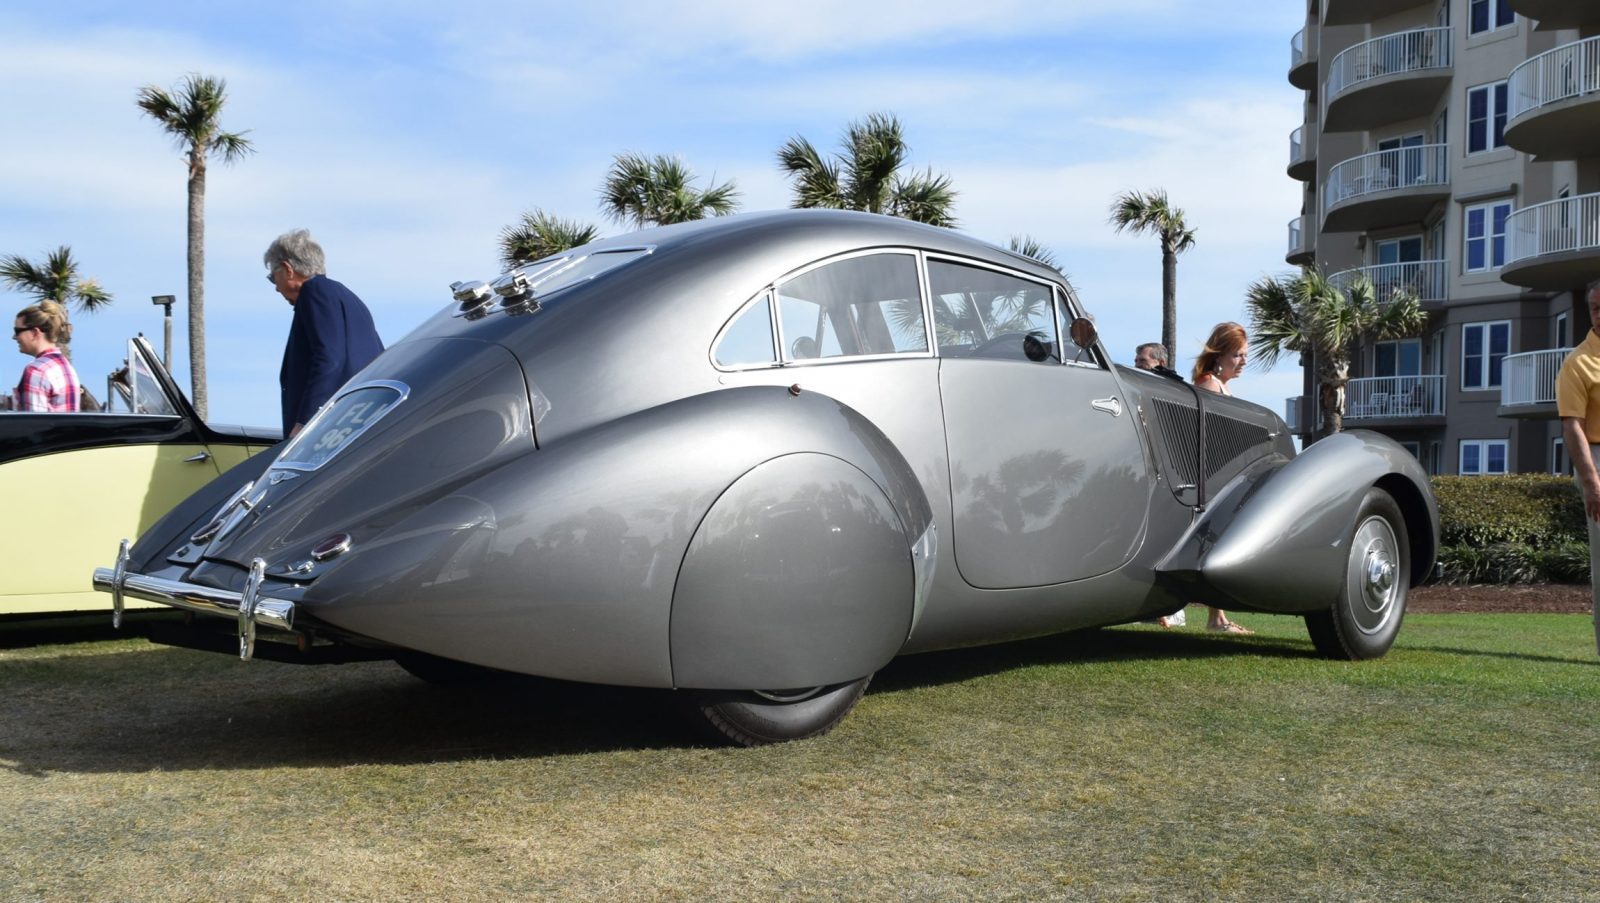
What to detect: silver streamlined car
<box><xmin>96</xmin><ymin>210</ymin><xmax>1438</xmax><ymax>745</ymax></box>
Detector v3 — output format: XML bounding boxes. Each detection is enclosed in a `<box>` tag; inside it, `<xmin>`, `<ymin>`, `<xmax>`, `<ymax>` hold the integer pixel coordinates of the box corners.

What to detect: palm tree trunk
<box><xmin>187</xmin><ymin>154</ymin><xmax>207</xmax><ymax>419</ymax></box>
<box><xmin>1161</xmin><ymin>243</ymin><xmax>1177</xmax><ymax>360</ymax></box>
<box><xmin>1318</xmin><ymin>360</ymin><xmax>1348</xmax><ymax>439</ymax></box>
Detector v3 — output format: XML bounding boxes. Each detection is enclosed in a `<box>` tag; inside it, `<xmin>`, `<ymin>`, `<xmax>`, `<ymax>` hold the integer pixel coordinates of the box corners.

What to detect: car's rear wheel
<box><xmin>694</xmin><ymin>675</ymin><xmax>872</xmax><ymax>746</ymax></box>
<box><xmin>1306</xmin><ymin>488</ymin><xmax>1409</xmax><ymax>660</ymax></box>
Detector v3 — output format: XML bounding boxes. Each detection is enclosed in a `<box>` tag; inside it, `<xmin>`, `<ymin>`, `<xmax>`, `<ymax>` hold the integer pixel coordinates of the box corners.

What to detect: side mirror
<box><xmin>1068</xmin><ymin>317</ymin><xmax>1097</xmax><ymax>349</ymax></box>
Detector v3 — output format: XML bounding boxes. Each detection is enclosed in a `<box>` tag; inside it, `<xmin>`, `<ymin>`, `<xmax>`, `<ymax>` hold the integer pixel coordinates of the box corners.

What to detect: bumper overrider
<box><xmin>93</xmin><ymin>539</ymin><xmax>294</xmax><ymax>660</ymax></box>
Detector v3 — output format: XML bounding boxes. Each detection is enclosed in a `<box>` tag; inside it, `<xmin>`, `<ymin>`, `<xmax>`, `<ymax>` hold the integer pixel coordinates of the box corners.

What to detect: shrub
<box><xmin>1434</xmin><ymin>541</ymin><xmax>1591</xmax><ymax>585</ymax></box>
<box><xmin>1431</xmin><ymin>474</ymin><xmax>1586</xmax><ymax>547</ymax></box>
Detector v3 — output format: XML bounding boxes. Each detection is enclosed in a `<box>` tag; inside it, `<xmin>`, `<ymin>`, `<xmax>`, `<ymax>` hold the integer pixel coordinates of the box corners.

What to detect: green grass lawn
<box><xmin>1</xmin><ymin>611</ymin><xmax>1595</xmax><ymax>902</ymax></box>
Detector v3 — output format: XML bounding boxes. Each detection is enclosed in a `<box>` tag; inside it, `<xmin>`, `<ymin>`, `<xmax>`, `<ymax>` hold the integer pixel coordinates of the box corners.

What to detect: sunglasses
<box><xmin>13</xmin><ymin>325</ymin><xmax>36</xmax><ymax>336</ymax></box>
<box><xmin>265</xmin><ymin>263</ymin><xmax>279</xmax><ymax>284</ymax></box>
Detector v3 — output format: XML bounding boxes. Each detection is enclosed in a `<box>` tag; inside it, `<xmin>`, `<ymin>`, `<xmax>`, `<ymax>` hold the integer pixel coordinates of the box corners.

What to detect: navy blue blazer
<box><xmin>279</xmin><ymin>274</ymin><xmax>384</xmax><ymax>434</ymax></box>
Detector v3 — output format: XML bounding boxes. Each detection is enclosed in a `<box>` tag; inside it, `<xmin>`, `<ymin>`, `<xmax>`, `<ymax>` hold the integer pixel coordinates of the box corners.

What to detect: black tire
<box><xmin>394</xmin><ymin>651</ymin><xmax>507</xmax><ymax>685</ymax></box>
<box><xmin>1305</xmin><ymin>487</ymin><xmax>1410</xmax><ymax>660</ymax></box>
<box><xmin>695</xmin><ymin>675</ymin><xmax>872</xmax><ymax>746</ymax></box>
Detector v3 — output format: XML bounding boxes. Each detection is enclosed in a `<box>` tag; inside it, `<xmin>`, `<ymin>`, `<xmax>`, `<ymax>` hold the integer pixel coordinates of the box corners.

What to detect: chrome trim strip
<box><xmin>92</xmin><ymin>567</ymin><xmax>295</xmax><ymax>635</ymax></box>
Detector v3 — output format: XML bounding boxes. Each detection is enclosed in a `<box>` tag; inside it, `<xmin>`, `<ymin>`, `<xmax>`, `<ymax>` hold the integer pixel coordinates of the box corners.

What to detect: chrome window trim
<box><xmin>711</xmin><ymin>247</ymin><xmax>934</xmax><ymax>373</ymax></box>
<box><xmin>269</xmin><ymin>379</ymin><xmax>412</xmax><ymax>473</ymax></box>
<box><xmin>709</xmin><ymin>289</ymin><xmax>781</xmax><ymax>372</ymax></box>
<box><xmin>923</xmin><ymin>251</ymin><xmax>1078</xmax><ymax>365</ymax></box>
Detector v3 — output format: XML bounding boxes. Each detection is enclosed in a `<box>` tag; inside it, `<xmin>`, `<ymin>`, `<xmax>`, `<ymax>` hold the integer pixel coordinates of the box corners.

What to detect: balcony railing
<box><xmin>1507</xmin><ymin>193</ymin><xmax>1600</xmax><ymax>265</ymax></box>
<box><xmin>1326</xmin><ymin>26</ymin><xmax>1452</xmax><ymax>104</ymax></box>
<box><xmin>1292</xmin><ymin>29</ymin><xmax>1306</xmax><ymax>70</ymax></box>
<box><xmin>1287</xmin><ymin>216</ymin><xmax>1311</xmax><ymax>261</ymax></box>
<box><xmin>1289</xmin><ymin>126</ymin><xmax>1303</xmax><ymax>163</ymax></box>
<box><xmin>1345</xmin><ymin>375</ymin><xmax>1445</xmax><ymax>420</ymax></box>
<box><xmin>1323</xmin><ymin>144</ymin><xmax>1449</xmax><ymax>213</ymax></box>
<box><xmin>1507</xmin><ymin>35</ymin><xmax>1600</xmax><ymax>122</ymax></box>
<box><xmin>1501</xmin><ymin>348</ymin><xmax>1571</xmax><ymax>408</ymax></box>
<box><xmin>1328</xmin><ymin>260</ymin><xmax>1447</xmax><ymax>304</ymax></box>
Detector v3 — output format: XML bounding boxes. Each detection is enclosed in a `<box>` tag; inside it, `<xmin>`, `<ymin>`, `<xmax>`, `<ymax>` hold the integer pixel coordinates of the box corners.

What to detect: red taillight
<box><xmin>311</xmin><ymin>533</ymin><xmax>352</xmax><ymax>561</ymax></box>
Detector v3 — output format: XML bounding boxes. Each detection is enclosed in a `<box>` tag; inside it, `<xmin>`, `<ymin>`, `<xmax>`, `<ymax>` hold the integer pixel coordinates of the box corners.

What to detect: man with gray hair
<box><xmin>1555</xmin><ymin>278</ymin><xmax>1600</xmax><ymax>658</ymax></box>
<box><xmin>265</xmin><ymin>228</ymin><xmax>384</xmax><ymax>438</ymax></box>
<box><xmin>1134</xmin><ymin>341</ymin><xmax>1184</xmax><ymax>383</ymax></box>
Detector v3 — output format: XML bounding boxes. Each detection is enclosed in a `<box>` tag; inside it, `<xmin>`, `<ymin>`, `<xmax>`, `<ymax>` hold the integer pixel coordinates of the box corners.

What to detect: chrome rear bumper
<box><xmin>93</xmin><ymin>541</ymin><xmax>294</xmax><ymax>660</ymax></box>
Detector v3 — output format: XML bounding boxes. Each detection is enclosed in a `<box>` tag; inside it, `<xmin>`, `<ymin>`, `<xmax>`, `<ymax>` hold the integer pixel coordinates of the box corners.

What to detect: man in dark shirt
<box><xmin>264</xmin><ymin>229</ymin><xmax>384</xmax><ymax>438</ymax></box>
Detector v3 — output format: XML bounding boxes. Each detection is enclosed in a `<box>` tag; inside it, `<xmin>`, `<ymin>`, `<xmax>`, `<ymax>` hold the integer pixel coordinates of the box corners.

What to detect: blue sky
<box><xmin>1</xmin><ymin>1</ymin><xmax>1306</xmax><ymax>425</ymax></box>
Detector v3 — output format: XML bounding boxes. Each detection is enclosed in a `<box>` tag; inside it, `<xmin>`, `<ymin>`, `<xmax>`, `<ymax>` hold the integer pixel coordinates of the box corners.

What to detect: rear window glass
<box><xmin>521</xmin><ymin>249</ymin><xmax>650</xmax><ymax>298</ymax></box>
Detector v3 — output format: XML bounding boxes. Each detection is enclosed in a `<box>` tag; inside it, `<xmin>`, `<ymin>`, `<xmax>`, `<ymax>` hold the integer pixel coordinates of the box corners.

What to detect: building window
<box><xmin>1401</xmin><ymin>441</ymin><xmax>1422</xmax><ymax>459</ymax></box>
<box><xmin>1374</xmin><ymin>339</ymin><xmax>1422</xmax><ymax>377</ymax></box>
<box><xmin>1556</xmin><ymin>312</ymin><xmax>1570</xmax><ymax>349</ymax></box>
<box><xmin>1464</xmin><ymin>201</ymin><xmax>1511</xmax><ymax>271</ymax></box>
<box><xmin>1467</xmin><ymin>82</ymin><xmax>1508</xmax><ymax>153</ymax></box>
<box><xmin>1469</xmin><ymin>0</ymin><xmax>1513</xmax><ymax>34</ymax></box>
<box><xmin>1462</xmin><ymin>321</ymin><xmax>1510</xmax><ymax>390</ymax></box>
<box><xmin>1554</xmin><ymin>437</ymin><xmax>1569</xmax><ymax>475</ymax></box>
<box><xmin>1460</xmin><ymin>439</ymin><xmax>1508</xmax><ymax>475</ymax></box>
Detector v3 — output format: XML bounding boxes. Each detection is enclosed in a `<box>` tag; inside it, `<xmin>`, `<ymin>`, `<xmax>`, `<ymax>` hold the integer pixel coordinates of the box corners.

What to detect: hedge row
<box><xmin>1434</xmin><ymin>541</ymin><xmax>1590</xmax><ymax>585</ymax></box>
<box><xmin>1431</xmin><ymin>474</ymin><xmax>1587</xmax><ymax>546</ymax></box>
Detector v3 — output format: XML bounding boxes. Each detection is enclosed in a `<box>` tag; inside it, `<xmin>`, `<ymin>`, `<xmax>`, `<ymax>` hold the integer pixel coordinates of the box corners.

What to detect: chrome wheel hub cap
<box><xmin>1346</xmin><ymin>514</ymin><xmax>1402</xmax><ymax>635</ymax></box>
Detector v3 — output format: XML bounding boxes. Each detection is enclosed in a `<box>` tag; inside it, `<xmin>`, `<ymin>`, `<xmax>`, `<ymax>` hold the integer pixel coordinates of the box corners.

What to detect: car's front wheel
<box><xmin>1306</xmin><ymin>487</ymin><xmax>1410</xmax><ymax>660</ymax></box>
<box><xmin>693</xmin><ymin>676</ymin><xmax>872</xmax><ymax>746</ymax></box>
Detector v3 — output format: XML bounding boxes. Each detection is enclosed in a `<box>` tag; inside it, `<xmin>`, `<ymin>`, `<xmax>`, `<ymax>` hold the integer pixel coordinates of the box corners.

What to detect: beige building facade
<box><xmin>1286</xmin><ymin>0</ymin><xmax>1600</xmax><ymax>475</ymax></box>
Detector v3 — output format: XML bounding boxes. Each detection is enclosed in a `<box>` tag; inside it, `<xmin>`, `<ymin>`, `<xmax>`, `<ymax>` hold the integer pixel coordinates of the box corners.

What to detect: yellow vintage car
<box><xmin>1</xmin><ymin>337</ymin><xmax>278</xmax><ymax>615</ymax></box>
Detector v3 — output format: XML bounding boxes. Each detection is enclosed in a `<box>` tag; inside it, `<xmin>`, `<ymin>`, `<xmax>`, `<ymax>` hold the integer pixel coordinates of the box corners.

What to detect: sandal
<box><xmin>1207</xmin><ymin>621</ymin><xmax>1253</xmax><ymax>635</ymax></box>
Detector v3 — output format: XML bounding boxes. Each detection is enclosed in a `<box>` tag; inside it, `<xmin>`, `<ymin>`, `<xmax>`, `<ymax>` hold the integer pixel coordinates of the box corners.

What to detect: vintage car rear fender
<box><xmin>303</xmin><ymin>385</ymin><xmax>932</xmax><ymax>689</ymax></box>
<box><xmin>1155</xmin><ymin>430</ymin><xmax>1438</xmax><ymax>614</ymax></box>
<box><xmin>670</xmin><ymin>452</ymin><xmax>915</xmax><ymax>689</ymax></box>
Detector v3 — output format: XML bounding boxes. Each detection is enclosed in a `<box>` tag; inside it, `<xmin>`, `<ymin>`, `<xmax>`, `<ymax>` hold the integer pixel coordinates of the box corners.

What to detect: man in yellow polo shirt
<box><xmin>1555</xmin><ymin>279</ymin><xmax>1600</xmax><ymax>657</ymax></box>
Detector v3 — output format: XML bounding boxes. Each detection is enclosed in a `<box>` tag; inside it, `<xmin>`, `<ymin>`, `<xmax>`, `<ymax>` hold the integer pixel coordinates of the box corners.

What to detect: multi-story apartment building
<box><xmin>1285</xmin><ymin>0</ymin><xmax>1600</xmax><ymax>475</ymax></box>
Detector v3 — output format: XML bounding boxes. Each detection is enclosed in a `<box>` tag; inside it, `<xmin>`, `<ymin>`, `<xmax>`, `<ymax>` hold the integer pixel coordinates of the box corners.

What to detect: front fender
<box><xmin>1156</xmin><ymin>430</ymin><xmax>1438</xmax><ymax>613</ymax></box>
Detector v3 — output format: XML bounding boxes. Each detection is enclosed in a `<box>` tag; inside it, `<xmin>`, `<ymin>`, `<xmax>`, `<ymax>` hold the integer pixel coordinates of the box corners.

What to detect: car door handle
<box><xmin>184</xmin><ymin>451</ymin><xmax>212</xmax><ymax>464</ymax></box>
<box><xmin>1091</xmin><ymin>397</ymin><xmax>1122</xmax><ymax>417</ymax></box>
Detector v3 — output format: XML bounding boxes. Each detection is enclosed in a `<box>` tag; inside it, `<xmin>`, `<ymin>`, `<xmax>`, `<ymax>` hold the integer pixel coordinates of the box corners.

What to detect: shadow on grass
<box><xmin>0</xmin><ymin>611</ymin><xmax>186</xmax><ymax>650</ymax></box>
<box><xmin>872</xmin><ymin>625</ymin><xmax>1312</xmax><ymax>694</ymax></box>
<box><xmin>0</xmin><ymin>623</ymin><xmax>1309</xmax><ymax>775</ymax></box>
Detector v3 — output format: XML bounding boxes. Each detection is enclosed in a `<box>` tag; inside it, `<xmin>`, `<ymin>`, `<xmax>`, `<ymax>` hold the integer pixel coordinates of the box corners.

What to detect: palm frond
<box><xmin>138</xmin><ymin>74</ymin><xmax>255</xmax><ymax>166</ymax></box>
<box><xmin>1243</xmin><ymin>273</ymin><xmax>1303</xmax><ymax>371</ymax></box>
<box><xmin>499</xmin><ymin>209</ymin><xmax>601</xmax><ymax>267</ymax></box>
<box><xmin>1</xmin><ymin>245</ymin><xmax>112</xmax><ymax>312</ymax></box>
<box><xmin>842</xmin><ymin>112</ymin><xmax>907</xmax><ymax>213</ymax></box>
<box><xmin>888</xmin><ymin>169</ymin><xmax>957</xmax><ymax>227</ymax></box>
<box><xmin>1006</xmin><ymin>235</ymin><xmax>1060</xmax><ymax>271</ymax></box>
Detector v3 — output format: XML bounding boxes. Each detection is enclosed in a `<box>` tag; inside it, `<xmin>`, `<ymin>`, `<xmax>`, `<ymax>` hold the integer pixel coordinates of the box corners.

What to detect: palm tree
<box><xmin>777</xmin><ymin>112</ymin><xmax>957</xmax><ymax>227</ymax></box>
<box><xmin>1</xmin><ymin>245</ymin><xmax>113</xmax><ymax>359</ymax></box>
<box><xmin>500</xmin><ymin>209</ymin><xmax>602</xmax><ymax>267</ymax></box>
<box><xmin>1245</xmin><ymin>266</ymin><xmax>1428</xmax><ymax>439</ymax></box>
<box><xmin>1108</xmin><ymin>189</ymin><xmax>1196</xmax><ymax>358</ymax></box>
<box><xmin>137</xmin><ymin>73</ymin><xmax>254</xmax><ymax>419</ymax></box>
<box><xmin>1007</xmin><ymin>235</ymin><xmax>1061</xmax><ymax>272</ymax></box>
<box><xmin>600</xmin><ymin>153</ymin><xmax>739</xmax><ymax>228</ymax></box>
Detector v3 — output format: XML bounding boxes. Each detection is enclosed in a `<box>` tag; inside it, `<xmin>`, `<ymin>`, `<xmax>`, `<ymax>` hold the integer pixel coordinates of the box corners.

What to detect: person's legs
<box><xmin>1581</xmin><ymin>448</ymin><xmax>1600</xmax><ymax>657</ymax></box>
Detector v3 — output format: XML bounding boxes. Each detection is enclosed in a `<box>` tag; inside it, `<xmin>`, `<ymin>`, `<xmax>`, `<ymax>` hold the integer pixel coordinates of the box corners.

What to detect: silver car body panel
<box><xmin>94</xmin><ymin>210</ymin><xmax>1439</xmax><ymax>691</ymax></box>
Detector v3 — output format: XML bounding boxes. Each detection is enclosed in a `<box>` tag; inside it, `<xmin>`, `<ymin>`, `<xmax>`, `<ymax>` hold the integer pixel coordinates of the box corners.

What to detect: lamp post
<box><xmin>150</xmin><ymin>295</ymin><xmax>175</xmax><ymax>369</ymax></box>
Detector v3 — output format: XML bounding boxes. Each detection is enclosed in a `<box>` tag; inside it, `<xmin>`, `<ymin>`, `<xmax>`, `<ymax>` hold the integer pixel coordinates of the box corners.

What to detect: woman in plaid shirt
<box><xmin>11</xmin><ymin>300</ymin><xmax>81</xmax><ymax>412</ymax></box>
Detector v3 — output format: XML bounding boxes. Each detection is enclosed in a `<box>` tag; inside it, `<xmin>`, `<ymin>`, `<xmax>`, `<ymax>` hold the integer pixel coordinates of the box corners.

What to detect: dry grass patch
<box><xmin>1</xmin><ymin>611</ymin><xmax>1596</xmax><ymax>901</ymax></box>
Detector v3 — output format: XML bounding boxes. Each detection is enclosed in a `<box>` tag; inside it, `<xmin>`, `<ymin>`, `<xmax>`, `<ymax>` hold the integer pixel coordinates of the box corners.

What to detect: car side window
<box><xmin>777</xmin><ymin>253</ymin><xmax>927</xmax><ymax>361</ymax></box>
<box><xmin>714</xmin><ymin>291</ymin><xmax>777</xmax><ymax>367</ymax></box>
<box><xmin>929</xmin><ymin>259</ymin><xmax>1059</xmax><ymax>363</ymax></box>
